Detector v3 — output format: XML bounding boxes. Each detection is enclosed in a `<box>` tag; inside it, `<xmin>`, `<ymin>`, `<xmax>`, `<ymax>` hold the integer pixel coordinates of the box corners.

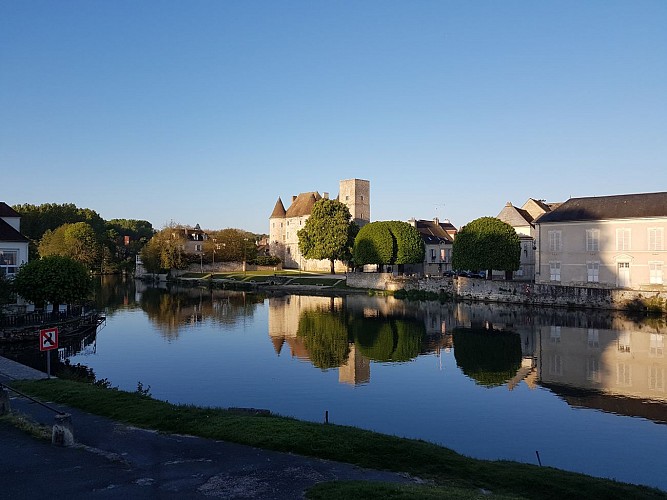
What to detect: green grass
<box><xmin>307</xmin><ymin>481</ymin><xmax>523</xmax><ymax>500</ymax></box>
<box><xmin>10</xmin><ymin>379</ymin><xmax>665</xmax><ymax>500</ymax></box>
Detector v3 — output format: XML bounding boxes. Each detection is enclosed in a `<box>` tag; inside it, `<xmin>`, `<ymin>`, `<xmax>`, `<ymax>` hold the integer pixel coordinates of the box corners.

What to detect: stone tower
<box><xmin>339</xmin><ymin>179</ymin><xmax>370</xmax><ymax>227</ymax></box>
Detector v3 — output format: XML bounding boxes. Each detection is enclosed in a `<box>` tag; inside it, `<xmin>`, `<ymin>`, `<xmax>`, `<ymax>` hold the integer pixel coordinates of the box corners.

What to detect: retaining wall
<box><xmin>347</xmin><ymin>273</ymin><xmax>666</xmax><ymax>311</ymax></box>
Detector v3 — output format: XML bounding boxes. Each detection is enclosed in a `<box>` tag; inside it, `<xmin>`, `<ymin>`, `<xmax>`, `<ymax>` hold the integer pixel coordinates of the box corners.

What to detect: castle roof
<box><xmin>537</xmin><ymin>192</ymin><xmax>667</xmax><ymax>224</ymax></box>
<box><xmin>270</xmin><ymin>197</ymin><xmax>286</xmax><ymax>218</ymax></box>
<box><xmin>285</xmin><ymin>192</ymin><xmax>321</xmax><ymax>218</ymax></box>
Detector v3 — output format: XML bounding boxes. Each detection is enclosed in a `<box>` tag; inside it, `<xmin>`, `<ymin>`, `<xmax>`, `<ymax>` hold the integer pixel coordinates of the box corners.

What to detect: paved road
<box><xmin>0</xmin><ymin>356</ymin><xmax>413</xmax><ymax>499</ymax></box>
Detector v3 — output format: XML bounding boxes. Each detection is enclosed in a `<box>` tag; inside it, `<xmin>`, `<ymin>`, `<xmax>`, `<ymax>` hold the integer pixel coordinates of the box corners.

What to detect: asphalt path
<box><xmin>0</xmin><ymin>356</ymin><xmax>413</xmax><ymax>499</ymax></box>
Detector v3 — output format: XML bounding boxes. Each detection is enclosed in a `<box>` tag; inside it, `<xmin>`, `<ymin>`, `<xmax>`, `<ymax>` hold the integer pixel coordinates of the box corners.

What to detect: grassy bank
<box><xmin>10</xmin><ymin>379</ymin><xmax>664</xmax><ymax>499</ymax></box>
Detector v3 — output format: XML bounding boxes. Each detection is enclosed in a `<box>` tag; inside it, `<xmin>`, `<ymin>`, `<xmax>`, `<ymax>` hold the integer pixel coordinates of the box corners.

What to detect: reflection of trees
<box><xmin>350</xmin><ymin>316</ymin><xmax>425</xmax><ymax>362</ymax></box>
<box><xmin>93</xmin><ymin>275</ymin><xmax>138</xmax><ymax>315</ymax></box>
<box><xmin>453</xmin><ymin>327</ymin><xmax>522</xmax><ymax>387</ymax></box>
<box><xmin>139</xmin><ymin>286</ymin><xmax>264</xmax><ymax>339</ymax></box>
<box><xmin>296</xmin><ymin>310</ymin><xmax>350</xmax><ymax>369</ymax></box>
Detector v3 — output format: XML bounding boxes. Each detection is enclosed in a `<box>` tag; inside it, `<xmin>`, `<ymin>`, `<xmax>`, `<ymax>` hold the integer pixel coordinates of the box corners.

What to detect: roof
<box><xmin>0</xmin><ymin>218</ymin><xmax>29</xmax><ymax>242</ymax></box>
<box><xmin>0</xmin><ymin>202</ymin><xmax>20</xmax><ymax>218</ymax></box>
<box><xmin>536</xmin><ymin>192</ymin><xmax>667</xmax><ymax>224</ymax></box>
<box><xmin>497</xmin><ymin>202</ymin><xmax>534</xmax><ymax>227</ymax></box>
<box><xmin>270</xmin><ymin>197</ymin><xmax>286</xmax><ymax>218</ymax></box>
<box><xmin>285</xmin><ymin>192</ymin><xmax>321</xmax><ymax>218</ymax></box>
<box><xmin>412</xmin><ymin>219</ymin><xmax>454</xmax><ymax>244</ymax></box>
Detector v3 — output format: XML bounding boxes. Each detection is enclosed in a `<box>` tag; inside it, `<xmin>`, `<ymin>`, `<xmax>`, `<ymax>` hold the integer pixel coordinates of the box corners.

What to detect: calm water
<box><xmin>33</xmin><ymin>278</ymin><xmax>667</xmax><ymax>489</ymax></box>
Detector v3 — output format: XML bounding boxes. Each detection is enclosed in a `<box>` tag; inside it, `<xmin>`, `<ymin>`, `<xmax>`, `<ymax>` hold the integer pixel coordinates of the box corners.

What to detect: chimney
<box><xmin>323</xmin><ymin>192</ymin><xmax>329</xmax><ymax>199</ymax></box>
<box><xmin>408</xmin><ymin>218</ymin><xmax>416</xmax><ymax>227</ymax></box>
<box><xmin>433</xmin><ymin>217</ymin><xmax>439</xmax><ymax>225</ymax></box>
<box><xmin>506</xmin><ymin>202</ymin><xmax>512</xmax><ymax>207</ymax></box>
<box><xmin>292</xmin><ymin>195</ymin><xmax>297</xmax><ymax>203</ymax></box>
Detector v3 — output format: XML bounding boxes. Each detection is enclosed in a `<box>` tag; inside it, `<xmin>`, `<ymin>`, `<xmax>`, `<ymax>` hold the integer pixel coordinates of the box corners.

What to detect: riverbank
<box><xmin>9</xmin><ymin>378</ymin><xmax>665</xmax><ymax>499</ymax></box>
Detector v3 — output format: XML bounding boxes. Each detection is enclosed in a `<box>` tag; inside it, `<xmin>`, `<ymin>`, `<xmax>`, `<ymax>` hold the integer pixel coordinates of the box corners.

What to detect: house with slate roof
<box><xmin>403</xmin><ymin>218</ymin><xmax>457</xmax><ymax>276</ymax></box>
<box><xmin>495</xmin><ymin>199</ymin><xmax>557</xmax><ymax>281</ymax></box>
<box><xmin>0</xmin><ymin>202</ymin><xmax>29</xmax><ymax>278</ymax></box>
<box><xmin>534</xmin><ymin>192</ymin><xmax>667</xmax><ymax>289</ymax></box>
<box><xmin>269</xmin><ymin>179</ymin><xmax>370</xmax><ymax>270</ymax></box>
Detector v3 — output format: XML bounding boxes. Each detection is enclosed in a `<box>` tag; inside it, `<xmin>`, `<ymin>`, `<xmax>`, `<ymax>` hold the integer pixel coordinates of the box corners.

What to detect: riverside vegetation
<box><xmin>10</xmin><ymin>378</ymin><xmax>666</xmax><ymax>500</ymax></box>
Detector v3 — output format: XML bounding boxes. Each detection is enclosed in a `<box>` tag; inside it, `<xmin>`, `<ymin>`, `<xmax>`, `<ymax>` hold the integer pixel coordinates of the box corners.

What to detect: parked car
<box><xmin>471</xmin><ymin>271</ymin><xmax>487</xmax><ymax>279</ymax></box>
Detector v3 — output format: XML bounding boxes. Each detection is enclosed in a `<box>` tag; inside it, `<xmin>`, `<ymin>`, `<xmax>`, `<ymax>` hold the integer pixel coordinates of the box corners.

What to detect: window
<box><xmin>586</xmin><ymin>229</ymin><xmax>600</xmax><ymax>251</ymax></box>
<box><xmin>0</xmin><ymin>249</ymin><xmax>18</xmax><ymax>276</ymax></box>
<box><xmin>649</xmin><ymin>262</ymin><xmax>663</xmax><ymax>284</ymax></box>
<box><xmin>430</xmin><ymin>249</ymin><xmax>436</xmax><ymax>261</ymax></box>
<box><xmin>549</xmin><ymin>261</ymin><xmax>561</xmax><ymax>281</ymax></box>
<box><xmin>587</xmin><ymin>261</ymin><xmax>599</xmax><ymax>282</ymax></box>
<box><xmin>548</xmin><ymin>230</ymin><xmax>562</xmax><ymax>252</ymax></box>
<box><xmin>616</xmin><ymin>362</ymin><xmax>631</xmax><ymax>386</ymax></box>
<box><xmin>586</xmin><ymin>358</ymin><xmax>601</xmax><ymax>383</ymax></box>
<box><xmin>549</xmin><ymin>354</ymin><xmax>563</xmax><ymax>376</ymax></box>
<box><xmin>650</xmin><ymin>334</ymin><xmax>664</xmax><ymax>358</ymax></box>
<box><xmin>649</xmin><ymin>228</ymin><xmax>664</xmax><ymax>251</ymax></box>
<box><xmin>618</xmin><ymin>331</ymin><xmax>631</xmax><ymax>353</ymax></box>
<box><xmin>550</xmin><ymin>326</ymin><xmax>561</xmax><ymax>343</ymax></box>
<box><xmin>616</xmin><ymin>228</ymin><xmax>631</xmax><ymax>251</ymax></box>
<box><xmin>587</xmin><ymin>329</ymin><xmax>599</xmax><ymax>349</ymax></box>
<box><xmin>360</xmin><ymin>195</ymin><xmax>364</xmax><ymax>201</ymax></box>
<box><xmin>649</xmin><ymin>366</ymin><xmax>664</xmax><ymax>392</ymax></box>
<box><xmin>194</xmin><ymin>244</ymin><xmax>202</xmax><ymax>252</ymax></box>
<box><xmin>440</xmin><ymin>248</ymin><xmax>446</xmax><ymax>261</ymax></box>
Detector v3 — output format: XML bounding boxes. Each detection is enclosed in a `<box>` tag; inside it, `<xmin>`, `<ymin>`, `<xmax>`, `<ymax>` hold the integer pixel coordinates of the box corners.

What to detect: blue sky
<box><xmin>2</xmin><ymin>1</ymin><xmax>665</xmax><ymax>233</ymax></box>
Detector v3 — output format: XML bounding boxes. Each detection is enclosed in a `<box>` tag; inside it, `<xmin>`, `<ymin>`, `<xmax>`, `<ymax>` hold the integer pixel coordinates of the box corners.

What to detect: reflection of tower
<box><xmin>338</xmin><ymin>344</ymin><xmax>370</xmax><ymax>385</ymax></box>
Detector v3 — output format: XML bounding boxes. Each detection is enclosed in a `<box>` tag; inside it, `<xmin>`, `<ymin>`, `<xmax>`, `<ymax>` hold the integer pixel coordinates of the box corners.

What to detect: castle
<box><xmin>269</xmin><ymin>179</ymin><xmax>370</xmax><ymax>271</ymax></box>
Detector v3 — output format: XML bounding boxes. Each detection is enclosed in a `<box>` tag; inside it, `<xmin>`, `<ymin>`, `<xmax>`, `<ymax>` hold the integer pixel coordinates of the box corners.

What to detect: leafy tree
<box><xmin>206</xmin><ymin>229</ymin><xmax>257</xmax><ymax>263</ymax></box>
<box><xmin>352</xmin><ymin>221</ymin><xmax>424</xmax><ymax>271</ymax></box>
<box><xmin>388</xmin><ymin>221</ymin><xmax>425</xmax><ymax>267</ymax></box>
<box><xmin>352</xmin><ymin>221</ymin><xmax>395</xmax><ymax>266</ymax></box>
<box><xmin>452</xmin><ymin>217</ymin><xmax>520</xmax><ymax>277</ymax></box>
<box><xmin>297</xmin><ymin>309</ymin><xmax>350</xmax><ymax>369</ymax></box>
<box><xmin>13</xmin><ymin>256</ymin><xmax>92</xmax><ymax>313</ymax></box>
<box><xmin>298</xmin><ymin>199</ymin><xmax>357</xmax><ymax>274</ymax></box>
<box><xmin>39</xmin><ymin>222</ymin><xmax>101</xmax><ymax>270</ymax></box>
<box><xmin>139</xmin><ymin>224</ymin><xmax>188</xmax><ymax>273</ymax></box>
<box><xmin>453</xmin><ymin>327</ymin><xmax>522</xmax><ymax>387</ymax></box>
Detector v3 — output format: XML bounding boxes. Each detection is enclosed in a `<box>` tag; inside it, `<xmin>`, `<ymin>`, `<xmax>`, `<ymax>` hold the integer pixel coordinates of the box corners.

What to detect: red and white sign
<box><xmin>39</xmin><ymin>327</ymin><xmax>59</xmax><ymax>351</ymax></box>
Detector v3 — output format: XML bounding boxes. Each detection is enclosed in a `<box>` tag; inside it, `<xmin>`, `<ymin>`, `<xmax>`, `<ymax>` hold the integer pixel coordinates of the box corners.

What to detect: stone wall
<box><xmin>347</xmin><ymin>273</ymin><xmax>666</xmax><ymax>312</ymax></box>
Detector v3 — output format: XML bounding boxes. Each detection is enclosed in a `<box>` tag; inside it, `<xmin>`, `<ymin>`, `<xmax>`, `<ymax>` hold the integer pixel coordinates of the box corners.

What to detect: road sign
<box><xmin>39</xmin><ymin>327</ymin><xmax>59</xmax><ymax>351</ymax></box>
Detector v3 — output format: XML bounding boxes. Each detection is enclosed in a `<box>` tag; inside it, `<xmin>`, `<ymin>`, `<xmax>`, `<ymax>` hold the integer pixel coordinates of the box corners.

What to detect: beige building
<box><xmin>269</xmin><ymin>179</ymin><xmax>370</xmax><ymax>271</ymax></box>
<box><xmin>535</xmin><ymin>192</ymin><xmax>667</xmax><ymax>289</ymax></box>
<box><xmin>403</xmin><ymin>218</ymin><xmax>457</xmax><ymax>276</ymax></box>
<box><xmin>495</xmin><ymin>199</ymin><xmax>559</xmax><ymax>281</ymax></box>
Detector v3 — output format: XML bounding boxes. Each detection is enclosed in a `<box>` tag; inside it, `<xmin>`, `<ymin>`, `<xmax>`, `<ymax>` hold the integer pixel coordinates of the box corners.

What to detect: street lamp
<box><xmin>243</xmin><ymin>238</ymin><xmax>248</xmax><ymax>275</ymax></box>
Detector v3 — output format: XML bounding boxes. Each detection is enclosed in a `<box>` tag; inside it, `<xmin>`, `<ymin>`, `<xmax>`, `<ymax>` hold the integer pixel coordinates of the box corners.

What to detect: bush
<box><xmin>251</xmin><ymin>255</ymin><xmax>281</xmax><ymax>266</ymax></box>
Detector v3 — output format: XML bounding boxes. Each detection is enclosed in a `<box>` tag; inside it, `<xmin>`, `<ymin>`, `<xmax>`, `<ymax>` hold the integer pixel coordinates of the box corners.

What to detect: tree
<box><xmin>452</xmin><ymin>217</ymin><xmax>520</xmax><ymax>278</ymax></box>
<box><xmin>139</xmin><ymin>224</ymin><xmax>188</xmax><ymax>273</ymax></box>
<box><xmin>388</xmin><ymin>221</ymin><xmax>425</xmax><ymax>268</ymax></box>
<box><xmin>352</xmin><ymin>221</ymin><xmax>395</xmax><ymax>267</ymax></box>
<box><xmin>39</xmin><ymin>222</ymin><xmax>101</xmax><ymax>270</ymax></box>
<box><xmin>13</xmin><ymin>256</ymin><xmax>92</xmax><ymax>313</ymax></box>
<box><xmin>352</xmin><ymin>221</ymin><xmax>424</xmax><ymax>271</ymax></box>
<box><xmin>206</xmin><ymin>229</ymin><xmax>257</xmax><ymax>263</ymax></box>
<box><xmin>298</xmin><ymin>199</ymin><xmax>357</xmax><ymax>274</ymax></box>
<box><xmin>297</xmin><ymin>309</ymin><xmax>350</xmax><ymax>369</ymax></box>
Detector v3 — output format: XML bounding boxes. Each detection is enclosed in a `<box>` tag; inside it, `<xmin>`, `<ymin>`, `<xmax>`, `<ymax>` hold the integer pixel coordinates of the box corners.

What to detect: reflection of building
<box><xmin>269</xmin><ymin>179</ymin><xmax>370</xmax><ymax>271</ymax></box>
<box><xmin>338</xmin><ymin>344</ymin><xmax>370</xmax><ymax>385</ymax></box>
<box><xmin>538</xmin><ymin>326</ymin><xmax>667</xmax><ymax>404</ymax></box>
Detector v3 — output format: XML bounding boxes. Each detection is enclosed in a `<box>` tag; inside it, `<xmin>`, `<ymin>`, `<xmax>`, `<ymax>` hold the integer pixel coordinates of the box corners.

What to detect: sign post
<box><xmin>39</xmin><ymin>327</ymin><xmax>59</xmax><ymax>379</ymax></box>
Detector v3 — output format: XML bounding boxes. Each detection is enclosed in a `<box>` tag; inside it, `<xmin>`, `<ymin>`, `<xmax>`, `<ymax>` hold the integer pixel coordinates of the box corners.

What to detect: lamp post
<box><xmin>243</xmin><ymin>238</ymin><xmax>248</xmax><ymax>275</ymax></box>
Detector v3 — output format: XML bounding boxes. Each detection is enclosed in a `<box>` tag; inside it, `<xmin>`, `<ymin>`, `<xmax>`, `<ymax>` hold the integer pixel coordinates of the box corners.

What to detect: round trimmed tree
<box><xmin>13</xmin><ymin>255</ymin><xmax>92</xmax><ymax>313</ymax></box>
<box><xmin>352</xmin><ymin>221</ymin><xmax>395</xmax><ymax>267</ymax></box>
<box><xmin>452</xmin><ymin>217</ymin><xmax>520</xmax><ymax>278</ymax></box>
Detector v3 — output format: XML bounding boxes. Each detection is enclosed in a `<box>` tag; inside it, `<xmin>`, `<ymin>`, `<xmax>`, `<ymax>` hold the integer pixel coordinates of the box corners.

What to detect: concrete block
<box><xmin>52</xmin><ymin>413</ymin><xmax>74</xmax><ymax>447</ymax></box>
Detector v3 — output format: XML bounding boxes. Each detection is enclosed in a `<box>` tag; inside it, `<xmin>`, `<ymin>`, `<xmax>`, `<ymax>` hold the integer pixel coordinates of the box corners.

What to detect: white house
<box><xmin>0</xmin><ymin>202</ymin><xmax>29</xmax><ymax>278</ymax></box>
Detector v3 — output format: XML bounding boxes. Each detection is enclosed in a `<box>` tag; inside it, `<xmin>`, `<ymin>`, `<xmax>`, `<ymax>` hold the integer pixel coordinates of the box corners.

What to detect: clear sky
<box><xmin>2</xmin><ymin>1</ymin><xmax>666</xmax><ymax>233</ymax></box>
